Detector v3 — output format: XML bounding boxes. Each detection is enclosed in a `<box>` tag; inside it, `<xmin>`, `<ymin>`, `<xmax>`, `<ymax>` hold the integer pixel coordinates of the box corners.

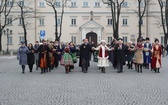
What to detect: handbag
<box><xmin>71</xmin><ymin>53</ymin><xmax>78</xmax><ymax>63</ymax></box>
<box><xmin>93</xmin><ymin>51</ymin><xmax>98</xmax><ymax>62</ymax></box>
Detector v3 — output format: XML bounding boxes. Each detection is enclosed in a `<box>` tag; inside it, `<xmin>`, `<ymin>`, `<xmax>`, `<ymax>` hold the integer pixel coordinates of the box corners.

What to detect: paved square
<box><xmin>0</xmin><ymin>56</ymin><xmax>168</xmax><ymax>105</ymax></box>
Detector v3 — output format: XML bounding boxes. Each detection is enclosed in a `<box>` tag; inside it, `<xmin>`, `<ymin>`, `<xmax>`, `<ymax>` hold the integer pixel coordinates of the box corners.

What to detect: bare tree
<box><xmin>0</xmin><ymin>0</ymin><xmax>16</xmax><ymax>51</ymax></box>
<box><xmin>102</xmin><ymin>0</ymin><xmax>125</xmax><ymax>39</ymax></box>
<box><xmin>45</xmin><ymin>0</ymin><xmax>68</xmax><ymax>41</ymax></box>
<box><xmin>16</xmin><ymin>0</ymin><xmax>35</xmax><ymax>46</ymax></box>
<box><xmin>158</xmin><ymin>0</ymin><xmax>168</xmax><ymax>45</ymax></box>
<box><xmin>135</xmin><ymin>0</ymin><xmax>148</xmax><ymax>40</ymax></box>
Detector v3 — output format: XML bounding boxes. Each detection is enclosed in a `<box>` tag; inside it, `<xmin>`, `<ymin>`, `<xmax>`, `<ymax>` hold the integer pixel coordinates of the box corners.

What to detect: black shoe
<box><xmin>83</xmin><ymin>71</ymin><xmax>88</xmax><ymax>73</ymax></box>
<box><xmin>117</xmin><ymin>71</ymin><xmax>120</xmax><ymax>73</ymax></box>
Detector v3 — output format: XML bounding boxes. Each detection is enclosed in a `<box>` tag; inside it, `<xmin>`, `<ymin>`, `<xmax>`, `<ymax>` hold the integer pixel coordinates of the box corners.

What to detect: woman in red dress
<box><xmin>151</xmin><ymin>39</ymin><xmax>162</xmax><ymax>73</ymax></box>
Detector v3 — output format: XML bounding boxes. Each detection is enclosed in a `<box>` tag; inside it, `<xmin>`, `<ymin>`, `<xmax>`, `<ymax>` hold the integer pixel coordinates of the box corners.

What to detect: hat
<box><xmin>100</xmin><ymin>40</ymin><xmax>106</xmax><ymax>43</ymax></box>
<box><xmin>21</xmin><ymin>41</ymin><xmax>25</xmax><ymax>44</ymax></box>
<box><xmin>146</xmin><ymin>37</ymin><xmax>150</xmax><ymax>41</ymax></box>
<box><xmin>118</xmin><ymin>38</ymin><xmax>123</xmax><ymax>41</ymax></box>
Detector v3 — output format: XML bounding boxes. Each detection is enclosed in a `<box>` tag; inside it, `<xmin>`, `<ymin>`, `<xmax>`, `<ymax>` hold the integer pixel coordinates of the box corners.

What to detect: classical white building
<box><xmin>1</xmin><ymin>0</ymin><xmax>167</xmax><ymax>51</ymax></box>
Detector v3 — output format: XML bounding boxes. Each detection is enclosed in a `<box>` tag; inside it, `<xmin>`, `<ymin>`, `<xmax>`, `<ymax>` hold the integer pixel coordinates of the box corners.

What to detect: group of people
<box><xmin>108</xmin><ymin>37</ymin><xmax>163</xmax><ymax>73</ymax></box>
<box><xmin>17</xmin><ymin>37</ymin><xmax>163</xmax><ymax>74</ymax></box>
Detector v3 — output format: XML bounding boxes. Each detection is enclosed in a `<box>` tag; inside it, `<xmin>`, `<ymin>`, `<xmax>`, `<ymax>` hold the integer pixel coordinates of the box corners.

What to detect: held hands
<box><xmin>53</xmin><ymin>49</ymin><xmax>56</xmax><ymax>52</ymax></box>
<box><xmin>92</xmin><ymin>47</ymin><xmax>95</xmax><ymax>50</ymax></box>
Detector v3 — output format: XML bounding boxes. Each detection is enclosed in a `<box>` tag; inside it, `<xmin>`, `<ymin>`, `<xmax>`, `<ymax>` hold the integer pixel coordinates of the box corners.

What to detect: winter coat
<box><xmin>17</xmin><ymin>46</ymin><xmax>30</xmax><ymax>65</ymax></box>
<box><xmin>27</xmin><ymin>47</ymin><xmax>35</xmax><ymax>65</ymax></box>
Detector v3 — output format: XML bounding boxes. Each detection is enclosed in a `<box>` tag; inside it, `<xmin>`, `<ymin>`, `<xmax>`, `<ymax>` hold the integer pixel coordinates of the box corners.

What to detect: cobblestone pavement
<box><xmin>0</xmin><ymin>56</ymin><xmax>168</xmax><ymax>105</ymax></box>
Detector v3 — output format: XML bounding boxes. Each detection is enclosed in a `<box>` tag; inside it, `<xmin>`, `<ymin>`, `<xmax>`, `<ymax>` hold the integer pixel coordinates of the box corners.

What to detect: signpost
<box><xmin>40</xmin><ymin>30</ymin><xmax>45</xmax><ymax>42</ymax></box>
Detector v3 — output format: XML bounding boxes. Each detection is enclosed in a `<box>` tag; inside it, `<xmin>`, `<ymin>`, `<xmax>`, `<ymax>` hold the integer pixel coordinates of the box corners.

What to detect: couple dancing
<box><xmin>79</xmin><ymin>38</ymin><xmax>126</xmax><ymax>73</ymax></box>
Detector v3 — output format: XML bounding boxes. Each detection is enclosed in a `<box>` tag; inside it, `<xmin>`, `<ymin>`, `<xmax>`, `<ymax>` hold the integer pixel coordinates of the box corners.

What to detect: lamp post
<box><xmin>3</xmin><ymin>29</ymin><xmax>12</xmax><ymax>54</ymax></box>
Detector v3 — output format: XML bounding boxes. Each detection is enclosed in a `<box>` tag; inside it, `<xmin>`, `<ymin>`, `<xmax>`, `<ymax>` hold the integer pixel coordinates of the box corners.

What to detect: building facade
<box><xmin>1</xmin><ymin>0</ymin><xmax>167</xmax><ymax>51</ymax></box>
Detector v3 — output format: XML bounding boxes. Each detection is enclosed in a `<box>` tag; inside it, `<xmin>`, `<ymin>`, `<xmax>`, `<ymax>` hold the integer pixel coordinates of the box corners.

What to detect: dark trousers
<box><xmin>82</xmin><ymin>58</ymin><xmax>89</xmax><ymax>72</ymax></box>
<box><xmin>35</xmin><ymin>60</ymin><xmax>38</xmax><ymax>69</ymax></box>
<box><xmin>28</xmin><ymin>64</ymin><xmax>33</xmax><ymax>72</ymax></box>
<box><xmin>21</xmin><ymin>65</ymin><xmax>25</xmax><ymax>73</ymax></box>
<box><xmin>113</xmin><ymin>54</ymin><xmax>117</xmax><ymax>68</ymax></box>
<box><xmin>117</xmin><ymin>62</ymin><xmax>123</xmax><ymax>72</ymax></box>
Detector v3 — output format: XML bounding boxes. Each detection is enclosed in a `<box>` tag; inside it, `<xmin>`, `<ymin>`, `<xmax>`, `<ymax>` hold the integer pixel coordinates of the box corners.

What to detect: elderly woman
<box><xmin>92</xmin><ymin>40</ymin><xmax>111</xmax><ymax>73</ymax></box>
<box><xmin>17</xmin><ymin>42</ymin><xmax>30</xmax><ymax>73</ymax></box>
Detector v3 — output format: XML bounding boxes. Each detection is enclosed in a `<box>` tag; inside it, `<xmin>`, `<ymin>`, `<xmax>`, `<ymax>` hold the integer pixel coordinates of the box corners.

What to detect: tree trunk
<box><xmin>138</xmin><ymin>1</ymin><xmax>142</xmax><ymax>40</ymax></box>
<box><xmin>0</xmin><ymin>33</ymin><xmax>2</xmax><ymax>51</ymax></box>
<box><xmin>21</xmin><ymin>6</ymin><xmax>27</xmax><ymax>46</ymax></box>
<box><xmin>53</xmin><ymin>7</ymin><xmax>58</xmax><ymax>41</ymax></box>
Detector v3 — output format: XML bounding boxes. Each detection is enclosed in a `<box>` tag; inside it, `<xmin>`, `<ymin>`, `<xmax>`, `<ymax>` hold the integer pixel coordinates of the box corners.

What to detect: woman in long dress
<box><xmin>151</xmin><ymin>39</ymin><xmax>162</xmax><ymax>73</ymax></box>
<box><xmin>92</xmin><ymin>40</ymin><xmax>111</xmax><ymax>73</ymax></box>
<box><xmin>60</xmin><ymin>42</ymin><xmax>74</xmax><ymax>74</ymax></box>
<box><xmin>134</xmin><ymin>39</ymin><xmax>144</xmax><ymax>73</ymax></box>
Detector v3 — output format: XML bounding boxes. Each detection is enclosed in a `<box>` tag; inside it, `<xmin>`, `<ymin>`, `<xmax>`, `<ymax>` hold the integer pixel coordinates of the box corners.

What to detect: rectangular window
<box><xmin>19</xmin><ymin>18</ymin><xmax>22</xmax><ymax>25</ymax></box>
<box><xmin>39</xmin><ymin>18</ymin><xmax>45</xmax><ymax>26</ymax></box>
<box><xmin>108</xmin><ymin>37</ymin><xmax>113</xmax><ymax>44</ymax></box>
<box><xmin>71</xmin><ymin>36</ymin><xmax>76</xmax><ymax>44</ymax></box>
<box><xmin>138</xmin><ymin>2</ymin><xmax>144</xmax><ymax>7</ymax></box>
<box><xmin>71</xmin><ymin>19</ymin><xmax>76</xmax><ymax>25</ymax></box>
<box><xmin>123</xmin><ymin>37</ymin><xmax>127</xmax><ymax>43</ymax></box>
<box><xmin>54</xmin><ymin>2</ymin><xmax>61</xmax><ymax>7</ymax></box>
<box><xmin>18</xmin><ymin>0</ymin><xmax>24</xmax><ymax>6</ymax></box>
<box><xmin>108</xmin><ymin>19</ymin><xmax>112</xmax><ymax>25</ymax></box>
<box><xmin>83</xmin><ymin>2</ymin><xmax>88</xmax><ymax>7</ymax></box>
<box><xmin>71</xmin><ymin>2</ymin><xmax>76</xmax><ymax>7</ymax></box>
<box><xmin>19</xmin><ymin>37</ymin><xmax>25</xmax><ymax>43</ymax></box>
<box><xmin>139</xmin><ymin>19</ymin><xmax>143</xmax><ymax>25</ymax></box>
<box><xmin>95</xmin><ymin>2</ymin><xmax>100</xmax><ymax>7</ymax></box>
<box><xmin>123</xmin><ymin>19</ymin><xmax>127</xmax><ymax>25</ymax></box>
<box><xmin>163</xmin><ymin>18</ymin><xmax>166</xmax><ymax>25</ymax></box>
<box><xmin>39</xmin><ymin>2</ymin><xmax>45</xmax><ymax>7</ymax></box>
<box><xmin>57</xmin><ymin>18</ymin><xmax>61</xmax><ymax>25</ymax></box>
<box><xmin>122</xmin><ymin>2</ymin><xmax>128</xmax><ymax>7</ymax></box>
<box><xmin>7</xmin><ymin>37</ymin><xmax>12</xmax><ymax>44</ymax></box>
<box><xmin>7</xmin><ymin>18</ymin><xmax>12</xmax><ymax>25</ymax></box>
<box><xmin>7</xmin><ymin>1</ymin><xmax>13</xmax><ymax>6</ymax></box>
<box><xmin>161</xmin><ymin>36</ymin><xmax>164</xmax><ymax>45</ymax></box>
<box><xmin>163</xmin><ymin>1</ymin><xmax>166</xmax><ymax>7</ymax></box>
<box><xmin>130</xmin><ymin>35</ymin><xmax>136</xmax><ymax>43</ymax></box>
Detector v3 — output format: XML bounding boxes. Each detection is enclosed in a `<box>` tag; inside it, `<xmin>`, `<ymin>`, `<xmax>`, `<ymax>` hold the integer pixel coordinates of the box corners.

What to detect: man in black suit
<box><xmin>114</xmin><ymin>38</ymin><xmax>128</xmax><ymax>73</ymax></box>
<box><xmin>79</xmin><ymin>39</ymin><xmax>92</xmax><ymax>73</ymax></box>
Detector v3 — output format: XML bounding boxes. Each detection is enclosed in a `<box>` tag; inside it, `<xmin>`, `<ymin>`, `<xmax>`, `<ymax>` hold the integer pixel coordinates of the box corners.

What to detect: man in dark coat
<box><xmin>114</xmin><ymin>38</ymin><xmax>128</xmax><ymax>73</ymax></box>
<box><xmin>79</xmin><ymin>39</ymin><xmax>92</xmax><ymax>73</ymax></box>
<box><xmin>35</xmin><ymin>40</ymin><xmax>54</xmax><ymax>74</ymax></box>
<box><xmin>53</xmin><ymin>41</ymin><xmax>61</xmax><ymax>68</ymax></box>
<box><xmin>111</xmin><ymin>39</ymin><xmax>118</xmax><ymax>69</ymax></box>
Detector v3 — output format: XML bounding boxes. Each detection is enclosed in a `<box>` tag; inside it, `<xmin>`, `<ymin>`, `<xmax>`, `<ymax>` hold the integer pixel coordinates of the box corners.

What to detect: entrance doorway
<box><xmin>86</xmin><ymin>32</ymin><xmax>97</xmax><ymax>46</ymax></box>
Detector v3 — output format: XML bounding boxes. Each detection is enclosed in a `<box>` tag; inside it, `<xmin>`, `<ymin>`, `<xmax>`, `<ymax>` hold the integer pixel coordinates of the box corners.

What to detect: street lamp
<box><xmin>3</xmin><ymin>29</ymin><xmax>12</xmax><ymax>54</ymax></box>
